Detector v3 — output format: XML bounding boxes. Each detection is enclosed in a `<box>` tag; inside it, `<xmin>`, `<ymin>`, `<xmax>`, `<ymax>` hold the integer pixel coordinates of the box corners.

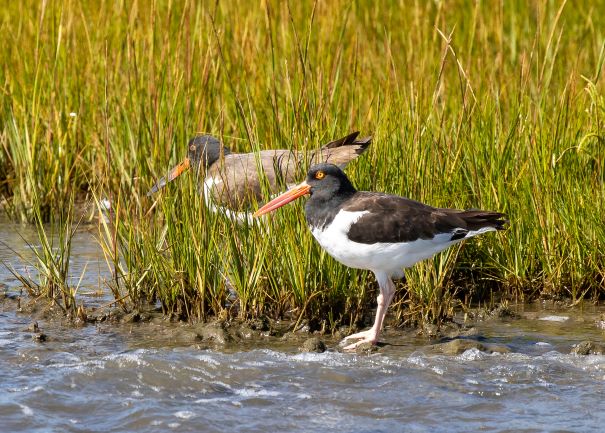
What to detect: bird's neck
<box><xmin>305</xmin><ymin>189</ymin><xmax>356</xmax><ymax>230</ymax></box>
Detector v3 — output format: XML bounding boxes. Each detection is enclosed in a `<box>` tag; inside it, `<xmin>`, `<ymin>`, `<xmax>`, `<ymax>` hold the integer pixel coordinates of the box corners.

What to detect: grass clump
<box><xmin>1</xmin><ymin>196</ymin><xmax>86</xmax><ymax>318</ymax></box>
<box><xmin>1</xmin><ymin>1</ymin><xmax>604</xmax><ymax>328</ymax></box>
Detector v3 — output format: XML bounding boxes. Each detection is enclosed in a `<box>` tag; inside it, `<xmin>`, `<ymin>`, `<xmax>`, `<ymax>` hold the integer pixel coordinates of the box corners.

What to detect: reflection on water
<box><xmin>1</xmin><ymin>222</ymin><xmax>605</xmax><ymax>432</ymax></box>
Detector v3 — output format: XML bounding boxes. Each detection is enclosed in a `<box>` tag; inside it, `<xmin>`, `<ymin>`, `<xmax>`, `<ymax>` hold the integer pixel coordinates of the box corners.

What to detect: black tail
<box><xmin>315</xmin><ymin>132</ymin><xmax>373</xmax><ymax>168</ymax></box>
<box><xmin>459</xmin><ymin>210</ymin><xmax>509</xmax><ymax>231</ymax></box>
<box><xmin>322</xmin><ymin>131</ymin><xmax>373</xmax><ymax>154</ymax></box>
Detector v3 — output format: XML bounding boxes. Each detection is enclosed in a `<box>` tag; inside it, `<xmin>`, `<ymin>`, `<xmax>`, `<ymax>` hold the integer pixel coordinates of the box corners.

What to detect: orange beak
<box><xmin>253</xmin><ymin>181</ymin><xmax>311</xmax><ymax>217</ymax></box>
<box><xmin>147</xmin><ymin>158</ymin><xmax>191</xmax><ymax>196</ymax></box>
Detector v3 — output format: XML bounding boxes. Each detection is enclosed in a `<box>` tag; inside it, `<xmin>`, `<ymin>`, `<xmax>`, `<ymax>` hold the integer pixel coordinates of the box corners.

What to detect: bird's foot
<box><xmin>340</xmin><ymin>329</ymin><xmax>378</xmax><ymax>351</ymax></box>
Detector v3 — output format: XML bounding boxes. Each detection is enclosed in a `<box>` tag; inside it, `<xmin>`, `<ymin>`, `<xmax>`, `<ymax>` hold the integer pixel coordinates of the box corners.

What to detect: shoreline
<box><xmin>3</xmin><ymin>288</ymin><xmax>603</xmax><ymax>356</ymax></box>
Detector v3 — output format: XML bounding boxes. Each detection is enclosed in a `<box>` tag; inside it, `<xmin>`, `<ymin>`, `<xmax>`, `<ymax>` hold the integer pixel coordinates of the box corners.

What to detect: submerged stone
<box><xmin>246</xmin><ymin>317</ymin><xmax>270</xmax><ymax>332</ymax></box>
<box><xmin>194</xmin><ymin>322</ymin><xmax>232</xmax><ymax>345</ymax></box>
<box><xmin>299</xmin><ymin>337</ymin><xmax>326</xmax><ymax>353</ymax></box>
<box><xmin>32</xmin><ymin>332</ymin><xmax>47</xmax><ymax>343</ymax></box>
<box><xmin>123</xmin><ymin>312</ymin><xmax>141</xmax><ymax>323</ymax></box>
<box><xmin>432</xmin><ymin>338</ymin><xmax>511</xmax><ymax>355</ymax></box>
<box><xmin>354</xmin><ymin>341</ymin><xmax>379</xmax><ymax>354</ymax></box>
<box><xmin>489</xmin><ymin>304</ymin><xmax>520</xmax><ymax>319</ymax></box>
<box><xmin>571</xmin><ymin>341</ymin><xmax>605</xmax><ymax>355</ymax></box>
<box><xmin>172</xmin><ymin>329</ymin><xmax>201</xmax><ymax>345</ymax></box>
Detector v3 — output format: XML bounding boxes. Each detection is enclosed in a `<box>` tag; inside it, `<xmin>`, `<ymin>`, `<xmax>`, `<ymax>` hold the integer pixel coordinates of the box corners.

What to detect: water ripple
<box><xmin>1</xmin><ymin>303</ymin><xmax>605</xmax><ymax>432</ymax></box>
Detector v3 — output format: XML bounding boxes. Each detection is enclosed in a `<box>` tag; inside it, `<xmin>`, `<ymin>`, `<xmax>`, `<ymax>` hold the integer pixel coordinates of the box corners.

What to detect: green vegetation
<box><xmin>1</xmin><ymin>1</ymin><xmax>604</xmax><ymax>328</ymax></box>
<box><xmin>1</xmin><ymin>195</ymin><xmax>86</xmax><ymax>318</ymax></box>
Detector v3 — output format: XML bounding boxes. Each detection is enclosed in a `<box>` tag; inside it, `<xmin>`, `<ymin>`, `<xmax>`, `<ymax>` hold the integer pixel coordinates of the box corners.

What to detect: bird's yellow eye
<box><xmin>190</xmin><ymin>144</ymin><xmax>196</xmax><ymax>151</ymax></box>
<box><xmin>315</xmin><ymin>170</ymin><xmax>325</xmax><ymax>180</ymax></box>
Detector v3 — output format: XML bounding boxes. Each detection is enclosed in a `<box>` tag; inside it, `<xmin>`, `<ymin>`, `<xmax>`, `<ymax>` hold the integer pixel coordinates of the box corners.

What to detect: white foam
<box><xmin>456</xmin><ymin>348</ymin><xmax>488</xmax><ymax>361</ymax></box>
<box><xmin>234</xmin><ymin>388</ymin><xmax>281</xmax><ymax>398</ymax></box>
<box><xmin>174</xmin><ymin>410</ymin><xmax>195</xmax><ymax>419</ymax></box>
<box><xmin>195</xmin><ymin>354</ymin><xmax>221</xmax><ymax>366</ymax></box>
<box><xmin>194</xmin><ymin>397</ymin><xmax>231</xmax><ymax>404</ymax></box>
<box><xmin>407</xmin><ymin>353</ymin><xmax>429</xmax><ymax>368</ymax></box>
<box><xmin>290</xmin><ymin>351</ymin><xmax>357</xmax><ymax>367</ymax></box>
<box><xmin>19</xmin><ymin>404</ymin><xmax>33</xmax><ymax>416</ymax></box>
<box><xmin>49</xmin><ymin>359</ymin><xmax>106</xmax><ymax>373</ymax></box>
<box><xmin>243</xmin><ymin>360</ymin><xmax>271</xmax><ymax>367</ymax></box>
<box><xmin>539</xmin><ymin>315</ymin><xmax>569</xmax><ymax>322</ymax></box>
<box><xmin>106</xmin><ymin>351</ymin><xmax>149</xmax><ymax>367</ymax></box>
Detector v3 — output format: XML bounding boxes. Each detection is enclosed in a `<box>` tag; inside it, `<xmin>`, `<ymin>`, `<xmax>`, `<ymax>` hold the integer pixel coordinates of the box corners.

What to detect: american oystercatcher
<box><xmin>147</xmin><ymin>132</ymin><xmax>371</xmax><ymax>221</ymax></box>
<box><xmin>254</xmin><ymin>163</ymin><xmax>508</xmax><ymax>350</ymax></box>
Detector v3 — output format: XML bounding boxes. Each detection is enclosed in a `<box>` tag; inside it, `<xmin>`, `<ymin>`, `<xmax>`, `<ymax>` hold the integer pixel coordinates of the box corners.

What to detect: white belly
<box><xmin>310</xmin><ymin>210</ymin><xmax>462</xmax><ymax>277</ymax></box>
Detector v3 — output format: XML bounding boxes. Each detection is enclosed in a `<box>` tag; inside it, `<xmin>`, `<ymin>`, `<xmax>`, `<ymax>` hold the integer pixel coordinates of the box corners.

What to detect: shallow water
<box><xmin>1</xmin><ymin>223</ymin><xmax>604</xmax><ymax>433</ymax></box>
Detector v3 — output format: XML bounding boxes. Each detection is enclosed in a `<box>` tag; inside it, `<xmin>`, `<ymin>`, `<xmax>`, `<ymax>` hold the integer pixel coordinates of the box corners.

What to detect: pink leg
<box><xmin>342</xmin><ymin>272</ymin><xmax>395</xmax><ymax>350</ymax></box>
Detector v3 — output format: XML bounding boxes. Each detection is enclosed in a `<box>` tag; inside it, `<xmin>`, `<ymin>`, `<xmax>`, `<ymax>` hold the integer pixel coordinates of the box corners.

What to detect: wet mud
<box><xmin>4</xmin><ymin>288</ymin><xmax>605</xmax><ymax>358</ymax></box>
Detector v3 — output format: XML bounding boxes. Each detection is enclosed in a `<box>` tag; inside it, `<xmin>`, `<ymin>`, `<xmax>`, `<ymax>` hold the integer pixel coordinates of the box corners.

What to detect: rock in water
<box><xmin>571</xmin><ymin>341</ymin><xmax>605</xmax><ymax>355</ymax></box>
<box><xmin>300</xmin><ymin>337</ymin><xmax>326</xmax><ymax>353</ymax></box>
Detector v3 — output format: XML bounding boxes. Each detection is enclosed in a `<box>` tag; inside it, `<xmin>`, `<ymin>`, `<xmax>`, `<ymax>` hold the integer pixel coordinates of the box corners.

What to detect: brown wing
<box><xmin>322</xmin><ymin>131</ymin><xmax>361</xmax><ymax>149</ymax></box>
<box><xmin>312</xmin><ymin>132</ymin><xmax>372</xmax><ymax>167</ymax></box>
<box><xmin>345</xmin><ymin>192</ymin><xmax>506</xmax><ymax>244</ymax></box>
<box><xmin>206</xmin><ymin>132</ymin><xmax>372</xmax><ymax>210</ymax></box>
<box><xmin>206</xmin><ymin>151</ymin><xmax>299</xmax><ymax>210</ymax></box>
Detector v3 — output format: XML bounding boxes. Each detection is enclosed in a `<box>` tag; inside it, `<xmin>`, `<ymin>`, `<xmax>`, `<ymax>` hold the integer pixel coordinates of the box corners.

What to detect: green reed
<box><xmin>1</xmin><ymin>1</ymin><xmax>604</xmax><ymax>327</ymax></box>
<box><xmin>2</xmin><ymin>194</ymin><xmax>84</xmax><ymax>316</ymax></box>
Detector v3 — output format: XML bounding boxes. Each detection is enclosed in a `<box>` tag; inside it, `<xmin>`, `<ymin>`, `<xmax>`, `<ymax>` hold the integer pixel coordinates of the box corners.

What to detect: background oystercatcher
<box><xmin>147</xmin><ymin>133</ymin><xmax>371</xmax><ymax>221</ymax></box>
<box><xmin>254</xmin><ymin>163</ymin><xmax>508</xmax><ymax>350</ymax></box>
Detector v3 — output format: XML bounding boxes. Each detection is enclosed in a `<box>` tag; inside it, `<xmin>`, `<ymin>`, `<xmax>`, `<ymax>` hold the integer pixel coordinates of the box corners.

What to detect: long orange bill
<box><xmin>146</xmin><ymin>158</ymin><xmax>191</xmax><ymax>196</ymax></box>
<box><xmin>253</xmin><ymin>181</ymin><xmax>311</xmax><ymax>217</ymax></box>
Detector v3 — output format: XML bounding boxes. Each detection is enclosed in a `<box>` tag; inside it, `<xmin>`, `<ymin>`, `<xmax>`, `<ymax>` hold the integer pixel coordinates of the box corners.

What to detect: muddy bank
<box><xmin>3</xmin><ymin>289</ymin><xmax>605</xmax><ymax>357</ymax></box>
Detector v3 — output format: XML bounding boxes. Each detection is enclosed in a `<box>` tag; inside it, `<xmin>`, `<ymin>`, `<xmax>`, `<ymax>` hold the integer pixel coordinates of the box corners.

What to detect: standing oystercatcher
<box><xmin>147</xmin><ymin>132</ymin><xmax>371</xmax><ymax>221</ymax></box>
<box><xmin>254</xmin><ymin>163</ymin><xmax>507</xmax><ymax>350</ymax></box>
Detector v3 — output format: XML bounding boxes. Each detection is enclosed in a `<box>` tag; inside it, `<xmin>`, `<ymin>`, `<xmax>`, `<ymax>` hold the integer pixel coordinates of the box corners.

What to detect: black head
<box><xmin>253</xmin><ymin>163</ymin><xmax>357</xmax><ymax>217</ymax></box>
<box><xmin>305</xmin><ymin>163</ymin><xmax>357</xmax><ymax>202</ymax></box>
<box><xmin>187</xmin><ymin>135</ymin><xmax>231</xmax><ymax>170</ymax></box>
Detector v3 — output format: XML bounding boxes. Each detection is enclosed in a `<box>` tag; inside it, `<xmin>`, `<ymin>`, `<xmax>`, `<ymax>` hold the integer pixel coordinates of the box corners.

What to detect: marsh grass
<box><xmin>1</xmin><ymin>1</ymin><xmax>604</xmax><ymax>327</ymax></box>
<box><xmin>1</xmin><ymin>194</ymin><xmax>85</xmax><ymax>316</ymax></box>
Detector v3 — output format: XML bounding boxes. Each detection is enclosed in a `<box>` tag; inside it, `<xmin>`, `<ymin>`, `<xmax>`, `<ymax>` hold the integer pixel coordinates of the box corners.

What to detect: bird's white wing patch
<box><xmin>463</xmin><ymin>226</ymin><xmax>497</xmax><ymax>239</ymax></box>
